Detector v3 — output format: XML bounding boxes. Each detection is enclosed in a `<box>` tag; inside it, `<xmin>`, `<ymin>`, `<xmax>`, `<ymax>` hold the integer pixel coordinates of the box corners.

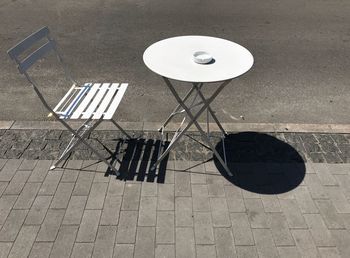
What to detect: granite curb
<box><xmin>1</xmin><ymin>120</ymin><xmax>350</xmax><ymax>133</ymax></box>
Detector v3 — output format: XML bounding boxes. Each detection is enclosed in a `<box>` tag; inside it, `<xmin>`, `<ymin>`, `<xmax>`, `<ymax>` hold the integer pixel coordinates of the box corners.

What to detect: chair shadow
<box><xmin>213</xmin><ymin>132</ymin><xmax>306</xmax><ymax>194</ymax></box>
<box><xmin>105</xmin><ymin>137</ymin><xmax>170</xmax><ymax>183</ymax></box>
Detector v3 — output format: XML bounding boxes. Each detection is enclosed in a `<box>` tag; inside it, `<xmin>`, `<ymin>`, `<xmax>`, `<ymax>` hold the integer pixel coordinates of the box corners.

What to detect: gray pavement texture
<box><xmin>1</xmin><ymin>0</ymin><xmax>350</xmax><ymax>123</ymax></box>
<box><xmin>0</xmin><ymin>129</ymin><xmax>350</xmax><ymax>257</ymax></box>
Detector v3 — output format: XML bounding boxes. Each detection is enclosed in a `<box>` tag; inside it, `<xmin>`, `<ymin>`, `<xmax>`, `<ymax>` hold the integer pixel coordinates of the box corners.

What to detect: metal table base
<box><xmin>152</xmin><ymin>77</ymin><xmax>233</xmax><ymax>176</ymax></box>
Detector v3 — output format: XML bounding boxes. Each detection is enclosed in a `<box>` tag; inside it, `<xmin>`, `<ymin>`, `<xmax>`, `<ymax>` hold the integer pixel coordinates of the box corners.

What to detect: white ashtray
<box><xmin>193</xmin><ymin>51</ymin><xmax>213</xmax><ymax>64</ymax></box>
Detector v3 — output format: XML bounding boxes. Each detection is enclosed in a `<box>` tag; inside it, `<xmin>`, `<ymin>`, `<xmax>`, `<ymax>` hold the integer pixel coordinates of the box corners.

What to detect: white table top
<box><xmin>143</xmin><ymin>36</ymin><xmax>254</xmax><ymax>83</ymax></box>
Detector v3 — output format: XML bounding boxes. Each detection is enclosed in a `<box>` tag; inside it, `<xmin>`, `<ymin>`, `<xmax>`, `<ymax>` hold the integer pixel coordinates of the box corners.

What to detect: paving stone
<box><xmin>235</xmin><ymin>246</ymin><xmax>258</xmax><ymax>258</ymax></box>
<box><xmin>190</xmin><ymin>162</ymin><xmax>206</xmax><ymax>184</ymax></box>
<box><xmin>114</xmin><ymin>244</ymin><xmax>134</xmax><ymax>258</ymax></box>
<box><xmin>318</xmin><ymin>247</ymin><xmax>341</xmax><ymax>258</ymax></box>
<box><xmin>0</xmin><ymin>243</ymin><xmax>12</xmax><ymax>258</ymax></box>
<box><xmin>61</xmin><ymin>160</ymin><xmax>82</xmax><ymax>182</ymax></box>
<box><xmin>325</xmin><ymin>186</ymin><xmax>350</xmax><ymax>213</ymax></box>
<box><xmin>269</xmin><ymin>213</ymin><xmax>295</xmax><ymax>246</ymax></box>
<box><xmin>214</xmin><ymin>227</ymin><xmax>236</xmax><ymax>258</ymax></box>
<box><xmin>157</xmin><ymin>184</ymin><xmax>175</xmax><ymax>211</ymax></box>
<box><xmin>106</xmin><ymin>178</ymin><xmax>125</xmax><ymax>196</ymax></box>
<box><xmin>176</xmin><ymin>227</ymin><xmax>195</xmax><ymax>258</ymax></box>
<box><xmin>0</xmin><ymin>159</ymin><xmax>22</xmax><ymax>182</ymax></box>
<box><xmin>304</xmin><ymin>214</ymin><xmax>335</xmax><ymax>247</ymax></box>
<box><xmin>291</xmin><ymin>229</ymin><xmax>320</xmax><ymax>258</ymax></box>
<box><xmin>7</xmin><ymin>225</ymin><xmax>39</xmax><ymax>258</ymax></box>
<box><xmin>312</xmin><ymin>163</ymin><xmax>338</xmax><ymax>186</ymax></box>
<box><xmin>13</xmin><ymin>182</ymin><xmax>41</xmax><ymax>209</ymax></box>
<box><xmin>340</xmin><ymin>213</ymin><xmax>350</xmax><ymax>230</ymax></box>
<box><xmin>253</xmin><ymin>229</ymin><xmax>279</xmax><ymax>258</ymax></box>
<box><xmin>277</xmin><ymin>246</ymin><xmax>302</xmax><ymax>258</ymax></box>
<box><xmin>315</xmin><ymin>200</ymin><xmax>345</xmax><ymax>229</ymax></box>
<box><xmin>210</xmin><ymin>197</ymin><xmax>230</xmax><ymax>227</ymax></box>
<box><xmin>230</xmin><ymin>213</ymin><xmax>254</xmax><ymax>246</ymax></box>
<box><xmin>0</xmin><ymin>195</ymin><xmax>17</xmax><ymax>225</ymax></box>
<box><xmin>279</xmin><ymin>199</ymin><xmax>307</xmax><ymax>228</ymax></box>
<box><xmin>122</xmin><ymin>183</ymin><xmax>141</xmax><ymax>210</ymax></box>
<box><xmin>196</xmin><ymin>245</ymin><xmax>216</xmax><ymax>258</ymax></box>
<box><xmin>72</xmin><ymin>171</ymin><xmax>94</xmax><ymax>196</ymax></box>
<box><xmin>28</xmin><ymin>160</ymin><xmax>52</xmax><ymax>182</ymax></box>
<box><xmin>18</xmin><ymin>160</ymin><xmax>37</xmax><ymax>171</ymax></box>
<box><xmin>156</xmin><ymin>211</ymin><xmax>175</xmax><ymax>244</ymax></box>
<box><xmin>224</xmin><ymin>185</ymin><xmax>246</xmax><ymax>212</ymax></box>
<box><xmin>25</xmin><ymin>195</ymin><xmax>52</xmax><ymax>225</ymax></box>
<box><xmin>36</xmin><ymin>209</ymin><xmax>65</xmax><ymax>242</ymax></box>
<box><xmin>86</xmin><ymin>182</ymin><xmax>108</xmax><ymax>209</ymax></box>
<box><xmin>0</xmin><ymin>182</ymin><xmax>8</xmax><ymax>197</ymax></box>
<box><xmin>175</xmin><ymin>197</ymin><xmax>193</xmax><ymax>227</ymax></box>
<box><xmin>76</xmin><ymin>209</ymin><xmax>101</xmax><ymax>242</ymax></box>
<box><xmin>71</xmin><ymin>243</ymin><xmax>94</xmax><ymax>258</ymax></box>
<box><xmin>175</xmin><ymin>172</ymin><xmax>191</xmax><ymax>197</ymax></box>
<box><xmin>138</xmin><ymin>196</ymin><xmax>157</xmax><ymax>226</ymax></box>
<box><xmin>303</xmin><ymin>174</ymin><xmax>328</xmax><ymax>199</ymax></box>
<box><xmin>116</xmin><ymin>210</ymin><xmax>138</xmax><ymax>244</ymax></box>
<box><xmin>334</xmin><ymin>174</ymin><xmax>350</xmax><ymax>199</ymax></box>
<box><xmin>207</xmin><ymin>175</ymin><xmax>225</xmax><ymax>197</ymax></box>
<box><xmin>330</xmin><ymin>229</ymin><xmax>350</xmax><ymax>258</ymax></box>
<box><xmin>141</xmin><ymin>182</ymin><xmax>157</xmax><ymax>196</ymax></box>
<box><xmin>294</xmin><ymin>186</ymin><xmax>319</xmax><ymax>213</ymax></box>
<box><xmin>38</xmin><ymin>169</ymin><xmax>63</xmax><ymax>195</ymax></box>
<box><xmin>0</xmin><ymin>209</ymin><xmax>28</xmax><ymax>241</ymax></box>
<box><xmin>92</xmin><ymin>225</ymin><xmax>117</xmax><ymax>258</ymax></box>
<box><xmin>134</xmin><ymin>227</ymin><xmax>155</xmax><ymax>258</ymax></box>
<box><xmin>4</xmin><ymin>170</ymin><xmax>31</xmax><ymax>195</ymax></box>
<box><xmin>50</xmin><ymin>225</ymin><xmax>78</xmax><ymax>258</ymax></box>
<box><xmin>28</xmin><ymin>242</ymin><xmax>53</xmax><ymax>258</ymax></box>
<box><xmin>193</xmin><ymin>212</ymin><xmax>214</xmax><ymax>244</ymax></box>
<box><xmin>327</xmin><ymin>164</ymin><xmax>350</xmax><ymax>175</ymax></box>
<box><xmin>100</xmin><ymin>196</ymin><xmax>122</xmax><ymax>225</ymax></box>
<box><xmin>50</xmin><ymin>182</ymin><xmax>74</xmax><ymax>209</ymax></box>
<box><xmin>155</xmin><ymin>244</ymin><xmax>175</xmax><ymax>258</ymax></box>
<box><xmin>62</xmin><ymin>195</ymin><xmax>87</xmax><ymax>225</ymax></box>
<box><xmin>260</xmin><ymin>194</ymin><xmax>281</xmax><ymax>212</ymax></box>
<box><xmin>244</xmin><ymin>198</ymin><xmax>269</xmax><ymax>229</ymax></box>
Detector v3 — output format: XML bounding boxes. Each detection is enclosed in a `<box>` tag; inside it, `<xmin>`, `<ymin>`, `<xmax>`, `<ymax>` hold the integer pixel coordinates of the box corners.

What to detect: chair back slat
<box><xmin>7</xmin><ymin>27</ymin><xmax>49</xmax><ymax>60</ymax></box>
<box><xmin>18</xmin><ymin>40</ymin><xmax>56</xmax><ymax>73</ymax></box>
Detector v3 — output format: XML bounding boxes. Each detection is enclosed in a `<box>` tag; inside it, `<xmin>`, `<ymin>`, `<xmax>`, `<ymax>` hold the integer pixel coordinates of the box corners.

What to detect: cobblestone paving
<box><xmin>0</xmin><ymin>129</ymin><xmax>350</xmax><ymax>257</ymax></box>
<box><xmin>0</xmin><ymin>159</ymin><xmax>349</xmax><ymax>257</ymax></box>
<box><xmin>0</xmin><ymin>129</ymin><xmax>349</xmax><ymax>163</ymax></box>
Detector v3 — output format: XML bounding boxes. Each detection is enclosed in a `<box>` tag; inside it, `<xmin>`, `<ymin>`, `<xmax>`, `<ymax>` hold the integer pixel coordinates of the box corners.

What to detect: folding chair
<box><xmin>7</xmin><ymin>27</ymin><xmax>131</xmax><ymax>175</ymax></box>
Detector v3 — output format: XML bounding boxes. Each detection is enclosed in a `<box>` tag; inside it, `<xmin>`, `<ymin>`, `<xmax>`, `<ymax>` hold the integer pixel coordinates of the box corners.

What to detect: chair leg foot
<box><xmin>50</xmin><ymin>165</ymin><xmax>56</xmax><ymax>170</ymax></box>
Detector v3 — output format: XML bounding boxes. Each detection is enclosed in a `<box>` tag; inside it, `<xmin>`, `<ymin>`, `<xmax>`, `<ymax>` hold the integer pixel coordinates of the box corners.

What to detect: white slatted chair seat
<box><xmin>53</xmin><ymin>82</ymin><xmax>128</xmax><ymax>120</ymax></box>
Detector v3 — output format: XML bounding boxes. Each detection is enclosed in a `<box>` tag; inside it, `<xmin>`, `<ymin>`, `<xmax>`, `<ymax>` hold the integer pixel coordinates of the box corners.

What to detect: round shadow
<box><xmin>213</xmin><ymin>132</ymin><xmax>305</xmax><ymax>194</ymax></box>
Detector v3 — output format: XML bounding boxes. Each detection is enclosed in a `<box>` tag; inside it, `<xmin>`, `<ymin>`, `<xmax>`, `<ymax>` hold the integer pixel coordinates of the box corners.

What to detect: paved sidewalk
<box><xmin>0</xmin><ymin>129</ymin><xmax>350</xmax><ymax>257</ymax></box>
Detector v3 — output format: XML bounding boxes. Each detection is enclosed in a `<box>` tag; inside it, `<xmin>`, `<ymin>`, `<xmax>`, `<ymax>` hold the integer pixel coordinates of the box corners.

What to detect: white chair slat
<box><xmin>71</xmin><ymin>83</ymin><xmax>101</xmax><ymax>119</ymax></box>
<box><xmin>103</xmin><ymin>83</ymin><xmax>128</xmax><ymax>119</ymax></box>
<box><xmin>53</xmin><ymin>84</ymin><xmax>77</xmax><ymax>113</ymax></box>
<box><xmin>93</xmin><ymin>83</ymin><xmax>120</xmax><ymax>119</ymax></box>
<box><xmin>81</xmin><ymin>83</ymin><xmax>110</xmax><ymax>119</ymax></box>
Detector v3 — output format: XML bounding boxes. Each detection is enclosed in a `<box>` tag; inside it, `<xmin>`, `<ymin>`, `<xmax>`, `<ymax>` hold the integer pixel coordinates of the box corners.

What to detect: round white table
<box><xmin>143</xmin><ymin>36</ymin><xmax>254</xmax><ymax>176</ymax></box>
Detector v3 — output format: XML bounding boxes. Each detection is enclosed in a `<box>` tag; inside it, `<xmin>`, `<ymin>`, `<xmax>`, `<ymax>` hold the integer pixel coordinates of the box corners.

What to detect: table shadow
<box><xmin>213</xmin><ymin>132</ymin><xmax>306</xmax><ymax>194</ymax></box>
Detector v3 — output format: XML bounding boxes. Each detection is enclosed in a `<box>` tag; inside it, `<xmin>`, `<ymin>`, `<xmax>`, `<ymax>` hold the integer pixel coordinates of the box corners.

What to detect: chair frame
<box><xmin>7</xmin><ymin>27</ymin><xmax>131</xmax><ymax>175</ymax></box>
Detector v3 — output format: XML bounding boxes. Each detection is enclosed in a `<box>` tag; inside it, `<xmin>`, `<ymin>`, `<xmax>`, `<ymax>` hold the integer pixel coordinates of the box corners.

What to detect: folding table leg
<box><xmin>152</xmin><ymin>77</ymin><xmax>233</xmax><ymax>176</ymax></box>
<box><xmin>192</xmin><ymin>83</ymin><xmax>227</xmax><ymax>135</ymax></box>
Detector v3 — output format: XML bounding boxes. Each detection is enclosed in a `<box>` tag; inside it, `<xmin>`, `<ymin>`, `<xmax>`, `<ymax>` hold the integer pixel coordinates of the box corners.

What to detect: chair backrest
<box><xmin>7</xmin><ymin>27</ymin><xmax>75</xmax><ymax>116</ymax></box>
<box><xmin>7</xmin><ymin>27</ymin><xmax>57</xmax><ymax>74</ymax></box>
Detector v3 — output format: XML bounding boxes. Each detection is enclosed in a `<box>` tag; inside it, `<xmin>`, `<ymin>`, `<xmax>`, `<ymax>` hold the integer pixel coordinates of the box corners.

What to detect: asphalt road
<box><xmin>1</xmin><ymin>0</ymin><xmax>349</xmax><ymax>124</ymax></box>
